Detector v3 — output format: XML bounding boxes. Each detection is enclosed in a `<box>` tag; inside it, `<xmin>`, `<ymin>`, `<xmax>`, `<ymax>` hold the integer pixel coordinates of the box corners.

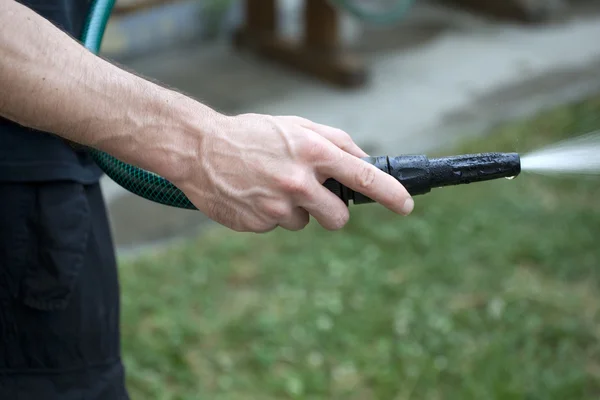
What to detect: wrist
<box><xmin>90</xmin><ymin>83</ymin><xmax>226</xmax><ymax>185</ymax></box>
<box><xmin>152</xmin><ymin>90</ymin><xmax>227</xmax><ymax>184</ymax></box>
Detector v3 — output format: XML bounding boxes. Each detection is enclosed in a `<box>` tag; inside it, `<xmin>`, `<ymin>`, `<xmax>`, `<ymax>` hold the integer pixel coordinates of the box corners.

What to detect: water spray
<box><xmin>520</xmin><ymin>130</ymin><xmax>600</xmax><ymax>176</ymax></box>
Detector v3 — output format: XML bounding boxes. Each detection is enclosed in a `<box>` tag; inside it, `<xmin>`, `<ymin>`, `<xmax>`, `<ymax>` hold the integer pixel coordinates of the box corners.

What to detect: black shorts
<box><xmin>0</xmin><ymin>181</ymin><xmax>129</xmax><ymax>399</ymax></box>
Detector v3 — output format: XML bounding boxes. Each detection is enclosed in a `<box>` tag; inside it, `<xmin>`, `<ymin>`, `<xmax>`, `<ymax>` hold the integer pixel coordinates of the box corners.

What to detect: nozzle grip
<box><xmin>387</xmin><ymin>155</ymin><xmax>431</xmax><ymax>196</ymax></box>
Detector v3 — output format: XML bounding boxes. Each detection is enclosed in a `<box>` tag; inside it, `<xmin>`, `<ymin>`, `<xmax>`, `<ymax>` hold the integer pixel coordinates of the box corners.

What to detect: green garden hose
<box><xmin>82</xmin><ymin>0</ymin><xmax>197</xmax><ymax>209</ymax></box>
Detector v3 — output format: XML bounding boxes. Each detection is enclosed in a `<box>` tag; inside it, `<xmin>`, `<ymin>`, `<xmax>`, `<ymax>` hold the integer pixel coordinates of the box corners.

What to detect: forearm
<box><xmin>0</xmin><ymin>0</ymin><xmax>221</xmax><ymax>181</ymax></box>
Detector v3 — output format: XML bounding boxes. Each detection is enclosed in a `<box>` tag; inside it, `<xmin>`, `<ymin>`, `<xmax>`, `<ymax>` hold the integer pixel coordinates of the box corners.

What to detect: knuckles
<box><xmin>250</xmin><ymin>224</ymin><xmax>278</xmax><ymax>234</ymax></box>
<box><xmin>298</xmin><ymin>135</ymin><xmax>329</xmax><ymax>162</ymax></box>
<box><xmin>335</xmin><ymin>130</ymin><xmax>355</xmax><ymax>150</ymax></box>
<box><xmin>263</xmin><ymin>201</ymin><xmax>290</xmax><ymax>220</ymax></box>
<box><xmin>355</xmin><ymin>164</ymin><xmax>376</xmax><ymax>190</ymax></box>
<box><xmin>275</xmin><ymin>170</ymin><xmax>312</xmax><ymax>197</ymax></box>
<box><xmin>327</xmin><ymin>210</ymin><xmax>350</xmax><ymax>231</ymax></box>
<box><xmin>236</xmin><ymin>216</ymin><xmax>278</xmax><ymax>233</ymax></box>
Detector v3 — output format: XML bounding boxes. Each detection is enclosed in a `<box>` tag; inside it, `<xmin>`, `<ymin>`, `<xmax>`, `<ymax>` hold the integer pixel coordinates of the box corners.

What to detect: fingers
<box><xmin>298</xmin><ymin>183</ymin><xmax>350</xmax><ymax>231</ymax></box>
<box><xmin>318</xmin><ymin>145</ymin><xmax>415</xmax><ymax>216</ymax></box>
<box><xmin>284</xmin><ymin>116</ymin><xmax>414</xmax><ymax>221</ymax></box>
<box><xmin>307</xmin><ymin>124</ymin><xmax>368</xmax><ymax>158</ymax></box>
<box><xmin>278</xmin><ymin>206</ymin><xmax>310</xmax><ymax>231</ymax></box>
<box><xmin>280</xmin><ymin>116</ymin><xmax>369</xmax><ymax>158</ymax></box>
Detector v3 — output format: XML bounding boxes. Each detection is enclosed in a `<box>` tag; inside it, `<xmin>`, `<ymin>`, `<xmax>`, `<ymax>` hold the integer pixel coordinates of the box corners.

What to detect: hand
<box><xmin>173</xmin><ymin>113</ymin><xmax>414</xmax><ymax>233</ymax></box>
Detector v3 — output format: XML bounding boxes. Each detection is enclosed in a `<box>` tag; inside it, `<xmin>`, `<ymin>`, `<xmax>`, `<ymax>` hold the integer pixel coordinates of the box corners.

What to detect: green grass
<box><xmin>120</xmin><ymin>96</ymin><xmax>600</xmax><ymax>400</ymax></box>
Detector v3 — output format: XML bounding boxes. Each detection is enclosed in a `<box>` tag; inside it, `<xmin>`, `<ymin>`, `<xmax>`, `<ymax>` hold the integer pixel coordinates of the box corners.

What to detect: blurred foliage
<box><xmin>119</xmin><ymin>95</ymin><xmax>600</xmax><ymax>399</ymax></box>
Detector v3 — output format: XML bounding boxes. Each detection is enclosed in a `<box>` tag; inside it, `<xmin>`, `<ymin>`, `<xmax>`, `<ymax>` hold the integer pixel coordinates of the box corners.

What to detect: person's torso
<box><xmin>0</xmin><ymin>0</ymin><xmax>102</xmax><ymax>183</ymax></box>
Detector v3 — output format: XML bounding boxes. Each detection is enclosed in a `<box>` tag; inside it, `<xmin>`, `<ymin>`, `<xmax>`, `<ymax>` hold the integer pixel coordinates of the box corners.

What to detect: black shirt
<box><xmin>0</xmin><ymin>0</ymin><xmax>103</xmax><ymax>183</ymax></box>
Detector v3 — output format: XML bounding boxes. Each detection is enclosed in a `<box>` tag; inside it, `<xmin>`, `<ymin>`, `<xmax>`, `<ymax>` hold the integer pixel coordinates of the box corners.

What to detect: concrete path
<box><xmin>100</xmin><ymin>1</ymin><xmax>600</xmax><ymax>251</ymax></box>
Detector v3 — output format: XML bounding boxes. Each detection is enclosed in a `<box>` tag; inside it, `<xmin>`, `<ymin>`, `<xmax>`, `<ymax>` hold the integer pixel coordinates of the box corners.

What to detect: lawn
<box><xmin>119</xmin><ymin>95</ymin><xmax>600</xmax><ymax>400</ymax></box>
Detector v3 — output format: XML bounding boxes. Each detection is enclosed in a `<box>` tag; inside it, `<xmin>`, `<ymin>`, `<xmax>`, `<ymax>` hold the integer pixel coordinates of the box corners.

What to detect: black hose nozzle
<box><xmin>324</xmin><ymin>152</ymin><xmax>521</xmax><ymax>205</ymax></box>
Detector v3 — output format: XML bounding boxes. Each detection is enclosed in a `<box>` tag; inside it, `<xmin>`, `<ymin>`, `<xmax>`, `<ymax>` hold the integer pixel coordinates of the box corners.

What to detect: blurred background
<box><xmin>98</xmin><ymin>0</ymin><xmax>600</xmax><ymax>398</ymax></box>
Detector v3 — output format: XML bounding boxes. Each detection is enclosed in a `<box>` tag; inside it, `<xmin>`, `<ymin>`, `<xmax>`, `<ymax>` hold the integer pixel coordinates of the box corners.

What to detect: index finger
<box><xmin>319</xmin><ymin>147</ymin><xmax>415</xmax><ymax>216</ymax></box>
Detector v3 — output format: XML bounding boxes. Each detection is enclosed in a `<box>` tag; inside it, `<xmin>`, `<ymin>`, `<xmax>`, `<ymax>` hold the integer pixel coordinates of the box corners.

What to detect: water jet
<box><xmin>520</xmin><ymin>130</ymin><xmax>600</xmax><ymax>176</ymax></box>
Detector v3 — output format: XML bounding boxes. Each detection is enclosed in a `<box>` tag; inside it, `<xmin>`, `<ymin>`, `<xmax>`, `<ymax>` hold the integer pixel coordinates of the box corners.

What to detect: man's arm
<box><xmin>0</xmin><ymin>0</ymin><xmax>414</xmax><ymax>232</ymax></box>
<box><xmin>0</xmin><ymin>0</ymin><xmax>216</xmax><ymax>182</ymax></box>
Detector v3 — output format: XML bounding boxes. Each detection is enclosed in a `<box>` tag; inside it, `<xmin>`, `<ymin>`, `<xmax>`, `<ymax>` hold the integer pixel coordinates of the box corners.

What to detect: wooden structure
<box><xmin>233</xmin><ymin>0</ymin><xmax>367</xmax><ymax>88</ymax></box>
<box><xmin>112</xmin><ymin>0</ymin><xmax>570</xmax><ymax>89</ymax></box>
<box><xmin>113</xmin><ymin>0</ymin><xmax>367</xmax><ymax>88</ymax></box>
